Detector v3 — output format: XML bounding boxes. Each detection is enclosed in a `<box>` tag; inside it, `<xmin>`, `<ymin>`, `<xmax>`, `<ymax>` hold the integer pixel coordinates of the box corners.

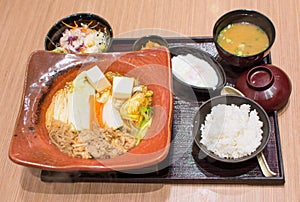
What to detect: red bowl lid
<box><xmin>236</xmin><ymin>64</ymin><xmax>292</xmax><ymax>112</ymax></box>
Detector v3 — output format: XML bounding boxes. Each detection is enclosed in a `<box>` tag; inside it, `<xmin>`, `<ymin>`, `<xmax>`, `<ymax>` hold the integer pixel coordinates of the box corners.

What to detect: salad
<box><xmin>53</xmin><ymin>21</ymin><xmax>110</xmax><ymax>53</ymax></box>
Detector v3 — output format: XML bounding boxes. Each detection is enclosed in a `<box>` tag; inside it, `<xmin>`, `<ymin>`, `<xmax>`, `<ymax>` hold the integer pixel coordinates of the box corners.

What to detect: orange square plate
<box><xmin>9</xmin><ymin>47</ymin><xmax>173</xmax><ymax>172</ymax></box>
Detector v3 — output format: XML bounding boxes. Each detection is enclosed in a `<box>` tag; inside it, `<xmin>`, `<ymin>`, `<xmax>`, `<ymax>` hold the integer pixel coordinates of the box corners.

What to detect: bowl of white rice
<box><xmin>193</xmin><ymin>95</ymin><xmax>270</xmax><ymax>163</ymax></box>
<box><xmin>170</xmin><ymin>46</ymin><xmax>226</xmax><ymax>100</ymax></box>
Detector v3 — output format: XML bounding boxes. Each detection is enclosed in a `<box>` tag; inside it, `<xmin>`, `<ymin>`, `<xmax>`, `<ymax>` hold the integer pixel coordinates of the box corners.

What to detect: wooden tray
<box><xmin>41</xmin><ymin>37</ymin><xmax>285</xmax><ymax>184</ymax></box>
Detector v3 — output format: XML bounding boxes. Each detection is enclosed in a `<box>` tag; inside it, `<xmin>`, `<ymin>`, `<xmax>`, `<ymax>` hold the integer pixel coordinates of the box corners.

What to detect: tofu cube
<box><xmin>86</xmin><ymin>65</ymin><xmax>111</xmax><ymax>92</ymax></box>
<box><xmin>112</xmin><ymin>76</ymin><xmax>134</xmax><ymax>99</ymax></box>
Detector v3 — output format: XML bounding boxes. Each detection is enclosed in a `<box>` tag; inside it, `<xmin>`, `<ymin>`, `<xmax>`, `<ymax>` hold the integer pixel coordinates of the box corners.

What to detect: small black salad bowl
<box><xmin>45</xmin><ymin>13</ymin><xmax>113</xmax><ymax>52</ymax></box>
<box><xmin>213</xmin><ymin>9</ymin><xmax>276</xmax><ymax>67</ymax></box>
<box><xmin>193</xmin><ymin>95</ymin><xmax>270</xmax><ymax>163</ymax></box>
<box><xmin>169</xmin><ymin>46</ymin><xmax>226</xmax><ymax>101</ymax></box>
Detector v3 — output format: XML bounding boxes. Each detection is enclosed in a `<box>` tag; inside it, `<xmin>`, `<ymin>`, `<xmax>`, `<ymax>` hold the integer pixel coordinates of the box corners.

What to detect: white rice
<box><xmin>200</xmin><ymin>104</ymin><xmax>263</xmax><ymax>159</ymax></box>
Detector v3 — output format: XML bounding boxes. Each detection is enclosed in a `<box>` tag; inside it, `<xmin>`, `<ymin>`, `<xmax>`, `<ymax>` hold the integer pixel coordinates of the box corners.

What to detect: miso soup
<box><xmin>217</xmin><ymin>23</ymin><xmax>269</xmax><ymax>56</ymax></box>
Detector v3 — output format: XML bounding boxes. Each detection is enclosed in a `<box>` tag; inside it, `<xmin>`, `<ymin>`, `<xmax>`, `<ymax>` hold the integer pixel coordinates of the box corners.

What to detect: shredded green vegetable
<box><xmin>135</xmin><ymin>106</ymin><xmax>153</xmax><ymax>145</ymax></box>
<box><xmin>140</xmin><ymin>107</ymin><xmax>152</xmax><ymax>127</ymax></box>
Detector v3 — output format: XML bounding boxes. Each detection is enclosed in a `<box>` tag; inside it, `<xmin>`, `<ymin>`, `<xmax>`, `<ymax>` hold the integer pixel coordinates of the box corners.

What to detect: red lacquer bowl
<box><xmin>235</xmin><ymin>64</ymin><xmax>292</xmax><ymax>112</ymax></box>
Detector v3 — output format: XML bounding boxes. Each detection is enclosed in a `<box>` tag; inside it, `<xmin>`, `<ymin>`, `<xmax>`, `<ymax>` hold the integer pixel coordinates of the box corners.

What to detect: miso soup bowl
<box><xmin>213</xmin><ymin>9</ymin><xmax>276</xmax><ymax>67</ymax></box>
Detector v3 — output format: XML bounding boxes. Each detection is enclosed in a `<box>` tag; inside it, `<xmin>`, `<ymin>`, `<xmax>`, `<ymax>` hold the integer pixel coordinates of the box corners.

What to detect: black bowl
<box><xmin>132</xmin><ymin>35</ymin><xmax>168</xmax><ymax>51</ymax></box>
<box><xmin>169</xmin><ymin>46</ymin><xmax>226</xmax><ymax>100</ymax></box>
<box><xmin>45</xmin><ymin>13</ymin><xmax>113</xmax><ymax>52</ymax></box>
<box><xmin>213</xmin><ymin>9</ymin><xmax>275</xmax><ymax>67</ymax></box>
<box><xmin>193</xmin><ymin>95</ymin><xmax>270</xmax><ymax>163</ymax></box>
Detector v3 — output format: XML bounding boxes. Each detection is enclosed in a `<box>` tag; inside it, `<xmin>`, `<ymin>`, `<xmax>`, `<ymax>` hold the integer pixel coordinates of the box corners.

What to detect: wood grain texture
<box><xmin>1</xmin><ymin>0</ymin><xmax>299</xmax><ymax>201</ymax></box>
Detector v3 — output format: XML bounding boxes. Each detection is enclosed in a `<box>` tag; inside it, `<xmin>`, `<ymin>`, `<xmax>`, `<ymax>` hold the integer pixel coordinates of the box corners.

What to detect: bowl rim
<box><xmin>44</xmin><ymin>12</ymin><xmax>113</xmax><ymax>51</ymax></box>
<box><xmin>193</xmin><ymin>94</ymin><xmax>271</xmax><ymax>163</ymax></box>
<box><xmin>212</xmin><ymin>9</ymin><xmax>276</xmax><ymax>59</ymax></box>
<box><xmin>169</xmin><ymin>45</ymin><xmax>226</xmax><ymax>91</ymax></box>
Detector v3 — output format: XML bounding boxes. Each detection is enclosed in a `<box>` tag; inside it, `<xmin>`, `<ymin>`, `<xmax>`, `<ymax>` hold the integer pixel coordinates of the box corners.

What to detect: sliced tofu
<box><xmin>68</xmin><ymin>71</ymin><xmax>95</xmax><ymax>130</ymax></box>
<box><xmin>86</xmin><ymin>65</ymin><xmax>111</xmax><ymax>92</ymax></box>
<box><xmin>102</xmin><ymin>96</ymin><xmax>123</xmax><ymax>129</ymax></box>
<box><xmin>112</xmin><ymin>76</ymin><xmax>134</xmax><ymax>99</ymax></box>
<box><xmin>48</xmin><ymin>70</ymin><xmax>98</xmax><ymax>131</ymax></box>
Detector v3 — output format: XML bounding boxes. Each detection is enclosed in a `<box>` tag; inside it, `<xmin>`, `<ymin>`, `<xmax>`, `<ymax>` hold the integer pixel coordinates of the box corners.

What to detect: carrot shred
<box><xmin>62</xmin><ymin>21</ymin><xmax>78</xmax><ymax>29</ymax></box>
<box><xmin>87</xmin><ymin>20</ymin><xmax>94</xmax><ymax>27</ymax></box>
<box><xmin>95</xmin><ymin>101</ymin><xmax>104</xmax><ymax>128</ymax></box>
